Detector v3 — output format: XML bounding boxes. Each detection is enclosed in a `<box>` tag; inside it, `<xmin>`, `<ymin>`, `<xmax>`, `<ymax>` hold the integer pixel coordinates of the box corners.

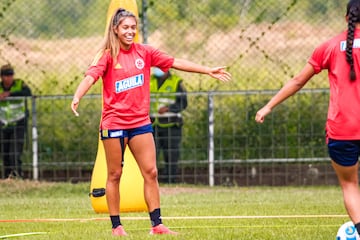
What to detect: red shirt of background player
<box><xmin>255</xmin><ymin>1</ymin><xmax>360</xmax><ymax>236</ymax></box>
<box><xmin>86</xmin><ymin>43</ymin><xmax>174</xmax><ymax>130</ymax></box>
<box><xmin>309</xmin><ymin>28</ymin><xmax>360</xmax><ymax>140</ymax></box>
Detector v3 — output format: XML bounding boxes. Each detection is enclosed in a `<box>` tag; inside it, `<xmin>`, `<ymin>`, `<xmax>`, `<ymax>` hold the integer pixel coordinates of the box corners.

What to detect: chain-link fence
<box><xmin>0</xmin><ymin>0</ymin><xmax>349</xmax><ymax>184</ymax></box>
<box><xmin>1</xmin><ymin>0</ymin><xmax>346</xmax><ymax>94</ymax></box>
<box><xmin>5</xmin><ymin>90</ymin><xmax>337</xmax><ymax>185</ymax></box>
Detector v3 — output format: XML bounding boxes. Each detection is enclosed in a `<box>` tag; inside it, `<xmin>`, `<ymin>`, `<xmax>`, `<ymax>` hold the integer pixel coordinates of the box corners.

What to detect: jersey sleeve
<box><xmin>308</xmin><ymin>40</ymin><xmax>332</xmax><ymax>74</ymax></box>
<box><xmin>147</xmin><ymin>45</ymin><xmax>175</xmax><ymax>73</ymax></box>
<box><xmin>85</xmin><ymin>50</ymin><xmax>111</xmax><ymax>83</ymax></box>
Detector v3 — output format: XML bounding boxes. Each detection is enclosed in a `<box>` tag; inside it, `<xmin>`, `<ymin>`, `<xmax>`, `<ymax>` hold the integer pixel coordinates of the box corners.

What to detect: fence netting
<box><xmin>0</xmin><ymin>0</ymin><xmax>347</xmax><ymax>184</ymax></box>
<box><xmin>7</xmin><ymin>90</ymin><xmax>336</xmax><ymax>185</ymax></box>
<box><xmin>1</xmin><ymin>0</ymin><xmax>345</xmax><ymax>93</ymax></box>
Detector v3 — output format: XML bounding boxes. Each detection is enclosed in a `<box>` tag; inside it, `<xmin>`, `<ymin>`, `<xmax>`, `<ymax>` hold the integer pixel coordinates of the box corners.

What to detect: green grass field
<box><xmin>0</xmin><ymin>180</ymin><xmax>349</xmax><ymax>239</ymax></box>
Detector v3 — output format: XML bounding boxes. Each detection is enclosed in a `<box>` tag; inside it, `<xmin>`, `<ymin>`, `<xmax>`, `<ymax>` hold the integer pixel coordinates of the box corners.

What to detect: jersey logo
<box><xmin>115</xmin><ymin>74</ymin><xmax>144</xmax><ymax>93</ymax></box>
<box><xmin>340</xmin><ymin>39</ymin><xmax>360</xmax><ymax>51</ymax></box>
<box><xmin>115</xmin><ymin>63</ymin><xmax>122</xmax><ymax>69</ymax></box>
<box><xmin>135</xmin><ymin>58</ymin><xmax>145</xmax><ymax>69</ymax></box>
<box><xmin>109</xmin><ymin>130</ymin><xmax>123</xmax><ymax>138</ymax></box>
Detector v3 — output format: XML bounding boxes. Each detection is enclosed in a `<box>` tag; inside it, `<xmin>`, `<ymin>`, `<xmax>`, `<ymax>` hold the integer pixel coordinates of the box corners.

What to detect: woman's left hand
<box><xmin>208</xmin><ymin>66</ymin><xmax>231</xmax><ymax>82</ymax></box>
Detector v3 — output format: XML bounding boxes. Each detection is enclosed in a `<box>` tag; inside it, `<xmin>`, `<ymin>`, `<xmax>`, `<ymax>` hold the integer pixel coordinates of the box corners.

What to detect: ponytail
<box><xmin>346</xmin><ymin>0</ymin><xmax>360</xmax><ymax>81</ymax></box>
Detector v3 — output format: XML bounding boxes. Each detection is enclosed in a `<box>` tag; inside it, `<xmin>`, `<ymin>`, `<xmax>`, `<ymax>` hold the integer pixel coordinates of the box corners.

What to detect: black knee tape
<box><xmin>119</xmin><ymin>138</ymin><xmax>125</xmax><ymax>167</ymax></box>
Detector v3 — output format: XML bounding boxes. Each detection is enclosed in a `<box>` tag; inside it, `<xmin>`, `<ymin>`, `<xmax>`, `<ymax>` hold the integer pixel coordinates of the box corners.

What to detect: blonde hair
<box><xmin>102</xmin><ymin>8</ymin><xmax>137</xmax><ymax>58</ymax></box>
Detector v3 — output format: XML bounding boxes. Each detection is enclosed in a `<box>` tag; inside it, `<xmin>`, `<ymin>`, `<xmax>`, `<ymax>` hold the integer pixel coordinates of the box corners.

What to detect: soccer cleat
<box><xmin>150</xmin><ymin>224</ymin><xmax>178</xmax><ymax>235</ymax></box>
<box><xmin>112</xmin><ymin>225</ymin><xmax>128</xmax><ymax>236</ymax></box>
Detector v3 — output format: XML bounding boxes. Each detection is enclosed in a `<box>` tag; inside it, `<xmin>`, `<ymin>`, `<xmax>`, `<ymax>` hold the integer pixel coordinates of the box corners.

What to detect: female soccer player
<box><xmin>71</xmin><ymin>8</ymin><xmax>231</xmax><ymax>236</ymax></box>
<box><xmin>255</xmin><ymin>0</ymin><xmax>360</xmax><ymax>236</ymax></box>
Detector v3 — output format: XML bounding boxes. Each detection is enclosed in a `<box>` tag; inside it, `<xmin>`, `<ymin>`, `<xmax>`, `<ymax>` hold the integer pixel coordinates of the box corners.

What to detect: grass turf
<box><xmin>0</xmin><ymin>179</ymin><xmax>349</xmax><ymax>239</ymax></box>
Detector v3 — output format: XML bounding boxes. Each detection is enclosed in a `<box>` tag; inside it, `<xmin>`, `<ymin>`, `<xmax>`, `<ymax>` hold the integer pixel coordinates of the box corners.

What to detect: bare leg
<box><xmin>331</xmin><ymin>160</ymin><xmax>360</xmax><ymax>223</ymax></box>
<box><xmin>128</xmin><ymin>133</ymin><xmax>160</xmax><ymax>212</ymax></box>
<box><xmin>128</xmin><ymin>133</ymin><xmax>178</xmax><ymax>235</ymax></box>
<box><xmin>102</xmin><ymin>138</ymin><xmax>127</xmax><ymax>215</ymax></box>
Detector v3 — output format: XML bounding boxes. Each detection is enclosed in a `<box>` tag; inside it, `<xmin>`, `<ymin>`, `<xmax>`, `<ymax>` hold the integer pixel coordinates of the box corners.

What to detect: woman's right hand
<box><xmin>255</xmin><ymin>105</ymin><xmax>272</xmax><ymax>123</ymax></box>
<box><xmin>71</xmin><ymin>97</ymin><xmax>80</xmax><ymax>117</ymax></box>
<box><xmin>70</xmin><ymin>75</ymin><xmax>95</xmax><ymax>117</ymax></box>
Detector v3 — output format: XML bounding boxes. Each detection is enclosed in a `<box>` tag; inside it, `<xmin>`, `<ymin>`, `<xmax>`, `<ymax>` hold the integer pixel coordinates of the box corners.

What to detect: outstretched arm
<box><xmin>172</xmin><ymin>58</ymin><xmax>231</xmax><ymax>82</ymax></box>
<box><xmin>255</xmin><ymin>63</ymin><xmax>315</xmax><ymax>123</ymax></box>
<box><xmin>71</xmin><ymin>75</ymin><xmax>95</xmax><ymax>116</ymax></box>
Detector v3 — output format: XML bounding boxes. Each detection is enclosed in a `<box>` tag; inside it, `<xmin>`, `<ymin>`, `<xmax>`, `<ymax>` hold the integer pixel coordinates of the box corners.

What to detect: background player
<box><xmin>255</xmin><ymin>0</ymin><xmax>360</xmax><ymax>236</ymax></box>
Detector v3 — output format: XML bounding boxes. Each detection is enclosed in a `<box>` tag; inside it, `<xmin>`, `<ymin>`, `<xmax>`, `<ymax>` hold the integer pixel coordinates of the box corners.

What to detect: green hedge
<box><xmin>181</xmin><ymin>91</ymin><xmax>329</xmax><ymax>162</ymax></box>
<box><xmin>20</xmin><ymin>91</ymin><xmax>329</xmax><ymax>166</ymax></box>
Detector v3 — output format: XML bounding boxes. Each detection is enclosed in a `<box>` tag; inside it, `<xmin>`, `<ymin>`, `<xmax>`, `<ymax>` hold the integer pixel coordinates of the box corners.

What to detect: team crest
<box><xmin>135</xmin><ymin>58</ymin><xmax>145</xmax><ymax>69</ymax></box>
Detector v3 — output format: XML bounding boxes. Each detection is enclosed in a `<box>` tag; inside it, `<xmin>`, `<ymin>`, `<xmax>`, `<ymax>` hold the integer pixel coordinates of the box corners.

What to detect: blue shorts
<box><xmin>328</xmin><ymin>138</ymin><xmax>360</xmax><ymax>166</ymax></box>
<box><xmin>100</xmin><ymin>124</ymin><xmax>153</xmax><ymax>140</ymax></box>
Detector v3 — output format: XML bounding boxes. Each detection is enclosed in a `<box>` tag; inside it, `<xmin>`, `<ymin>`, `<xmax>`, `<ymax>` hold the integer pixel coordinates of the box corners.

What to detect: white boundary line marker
<box><xmin>0</xmin><ymin>214</ymin><xmax>348</xmax><ymax>223</ymax></box>
<box><xmin>0</xmin><ymin>232</ymin><xmax>47</xmax><ymax>239</ymax></box>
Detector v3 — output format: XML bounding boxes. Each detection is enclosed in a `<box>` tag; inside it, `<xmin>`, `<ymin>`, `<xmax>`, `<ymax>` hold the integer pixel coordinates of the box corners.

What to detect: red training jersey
<box><xmin>309</xmin><ymin>29</ymin><xmax>360</xmax><ymax>140</ymax></box>
<box><xmin>86</xmin><ymin>43</ymin><xmax>174</xmax><ymax>130</ymax></box>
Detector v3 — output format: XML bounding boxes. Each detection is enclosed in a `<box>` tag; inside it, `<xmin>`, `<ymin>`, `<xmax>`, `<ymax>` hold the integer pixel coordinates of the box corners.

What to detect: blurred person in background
<box><xmin>150</xmin><ymin>68</ymin><xmax>187</xmax><ymax>184</ymax></box>
<box><xmin>255</xmin><ymin>0</ymin><xmax>360</xmax><ymax>236</ymax></box>
<box><xmin>0</xmin><ymin>64</ymin><xmax>31</xmax><ymax>178</ymax></box>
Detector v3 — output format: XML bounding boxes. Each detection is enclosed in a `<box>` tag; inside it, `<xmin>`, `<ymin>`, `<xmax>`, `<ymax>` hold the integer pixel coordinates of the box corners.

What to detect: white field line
<box><xmin>0</xmin><ymin>232</ymin><xmax>47</xmax><ymax>239</ymax></box>
<box><xmin>0</xmin><ymin>214</ymin><xmax>348</xmax><ymax>223</ymax></box>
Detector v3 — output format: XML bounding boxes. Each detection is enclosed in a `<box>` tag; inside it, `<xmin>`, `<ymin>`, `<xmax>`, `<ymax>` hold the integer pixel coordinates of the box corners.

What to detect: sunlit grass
<box><xmin>0</xmin><ymin>180</ymin><xmax>348</xmax><ymax>239</ymax></box>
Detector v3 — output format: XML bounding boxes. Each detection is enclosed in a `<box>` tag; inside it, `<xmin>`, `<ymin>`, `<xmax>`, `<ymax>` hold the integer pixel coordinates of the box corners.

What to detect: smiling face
<box><xmin>114</xmin><ymin>17</ymin><xmax>137</xmax><ymax>50</ymax></box>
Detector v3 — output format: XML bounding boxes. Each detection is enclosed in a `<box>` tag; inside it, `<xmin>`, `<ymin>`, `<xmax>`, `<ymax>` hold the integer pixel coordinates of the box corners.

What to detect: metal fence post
<box><xmin>31</xmin><ymin>96</ymin><xmax>38</xmax><ymax>180</ymax></box>
<box><xmin>208</xmin><ymin>92</ymin><xmax>215</xmax><ymax>186</ymax></box>
<box><xmin>141</xmin><ymin>0</ymin><xmax>148</xmax><ymax>44</ymax></box>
